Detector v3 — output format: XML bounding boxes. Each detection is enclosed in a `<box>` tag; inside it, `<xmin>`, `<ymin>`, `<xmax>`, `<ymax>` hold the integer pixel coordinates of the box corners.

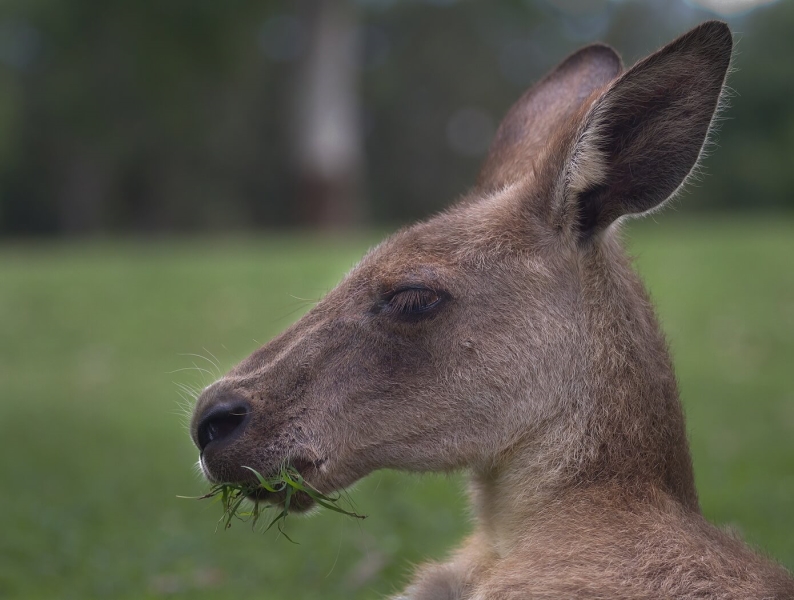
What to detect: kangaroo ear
<box><xmin>557</xmin><ymin>21</ymin><xmax>733</xmax><ymax>238</ymax></box>
<box><xmin>477</xmin><ymin>44</ymin><xmax>622</xmax><ymax>193</ymax></box>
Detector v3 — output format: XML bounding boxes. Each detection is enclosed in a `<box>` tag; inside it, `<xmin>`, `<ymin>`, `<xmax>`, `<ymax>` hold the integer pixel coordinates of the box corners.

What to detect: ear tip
<box><xmin>584</xmin><ymin>43</ymin><xmax>625</xmax><ymax>72</ymax></box>
<box><xmin>557</xmin><ymin>43</ymin><xmax>623</xmax><ymax>87</ymax></box>
<box><xmin>694</xmin><ymin>19</ymin><xmax>732</xmax><ymax>36</ymax></box>
<box><xmin>686</xmin><ymin>20</ymin><xmax>734</xmax><ymax>56</ymax></box>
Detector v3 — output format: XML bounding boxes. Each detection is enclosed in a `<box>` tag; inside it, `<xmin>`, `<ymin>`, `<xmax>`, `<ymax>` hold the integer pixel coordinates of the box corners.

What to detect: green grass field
<box><xmin>1</xmin><ymin>217</ymin><xmax>793</xmax><ymax>599</ymax></box>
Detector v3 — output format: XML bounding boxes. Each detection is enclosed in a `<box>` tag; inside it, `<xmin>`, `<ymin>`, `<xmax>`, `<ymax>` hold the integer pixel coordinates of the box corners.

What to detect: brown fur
<box><xmin>190</xmin><ymin>21</ymin><xmax>794</xmax><ymax>598</ymax></box>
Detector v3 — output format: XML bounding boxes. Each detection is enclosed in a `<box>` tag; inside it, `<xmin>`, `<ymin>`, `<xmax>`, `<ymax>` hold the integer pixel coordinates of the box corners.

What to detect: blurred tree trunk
<box><xmin>290</xmin><ymin>0</ymin><xmax>365</xmax><ymax>228</ymax></box>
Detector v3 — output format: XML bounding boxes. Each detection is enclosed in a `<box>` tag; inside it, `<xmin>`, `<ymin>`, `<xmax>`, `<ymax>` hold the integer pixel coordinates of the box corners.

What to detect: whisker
<box><xmin>179</xmin><ymin>353</ymin><xmax>223</xmax><ymax>377</ymax></box>
<box><xmin>273</xmin><ymin>302</ymin><xmax>315</xmax><ymax>323</ymax></box>
<box><xmin>187</xmin><ymin>362</ymin><xmax>215</xmax><ymax>380</ymax></box>
<box><xmin>202</xmin><ymin>347</ymin><xmax>222</xmax><ymax>374</ymax></box>
<box><xmin>174</xmin><ymin>382</ymin><xmax>200</xmax><ymax>400</ymax></box>
<box><xmin>167</xmin><ymin>366</ymin><xmax>213</xmax><ymax>375</ymax></box>
<box><xmin>174</xmin><ymin>392</ymin><xmax>195</xmax><ymax>410</ymax></box>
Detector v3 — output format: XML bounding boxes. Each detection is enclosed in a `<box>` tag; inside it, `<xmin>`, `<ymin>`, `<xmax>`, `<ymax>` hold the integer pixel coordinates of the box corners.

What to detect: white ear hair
<box><xmin>557</xmin><ymin>21</ymin><xmax>733</xmax><ymax>237</ymax></box>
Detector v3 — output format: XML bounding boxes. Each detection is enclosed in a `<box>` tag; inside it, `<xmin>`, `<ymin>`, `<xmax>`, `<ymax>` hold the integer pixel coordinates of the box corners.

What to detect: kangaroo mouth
<box><xmin>237</xmin><ymin>457</ymin><xmax>324</xmax><ymax>513</ymax></box>
<box><xmin>199</xmin><ymin>446</ymin><xmax>333</xmax><ymax>513</ymax></box>
<box><xmin>246</xmin><ymin>486</ymin><xmax>316</xmax><ymax>512</ymax></box>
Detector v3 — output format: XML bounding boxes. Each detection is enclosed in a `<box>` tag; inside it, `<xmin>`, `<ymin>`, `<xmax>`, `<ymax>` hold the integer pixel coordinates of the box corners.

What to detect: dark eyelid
<box><xmin>385</xmin><ymin>284</ymin><xmax>433</xmax><ymax>298</ymax></box>
<box><xmin>382</xmin><ymin>284</ymin><xmax>440</xmax><ymax>304</ymax></box>
<box><xmin>377</xmin><ymin>285</ymin><xmax>448</xmax><ymax>319</ymax></box>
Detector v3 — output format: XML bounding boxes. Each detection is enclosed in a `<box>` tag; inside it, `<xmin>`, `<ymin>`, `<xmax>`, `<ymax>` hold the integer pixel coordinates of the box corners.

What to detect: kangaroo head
<box><xmin>190</xmin><ymin>22</ymin><xmax>732</xmax><ymax>513</ymax></box>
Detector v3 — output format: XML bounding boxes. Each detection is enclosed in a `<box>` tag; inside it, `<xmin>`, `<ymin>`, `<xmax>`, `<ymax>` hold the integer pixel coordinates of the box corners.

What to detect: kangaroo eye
<box><xmin>384</xmin><ymin>287</ymin><xmax>443</xmax><ymax>318</ymax></box>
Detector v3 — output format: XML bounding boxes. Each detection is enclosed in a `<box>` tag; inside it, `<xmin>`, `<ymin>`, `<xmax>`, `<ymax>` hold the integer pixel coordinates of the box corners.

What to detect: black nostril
<box><xmin>196</xmin><ymin>401</ymin><xmax>251</xmax><ymax>452</ymax></box>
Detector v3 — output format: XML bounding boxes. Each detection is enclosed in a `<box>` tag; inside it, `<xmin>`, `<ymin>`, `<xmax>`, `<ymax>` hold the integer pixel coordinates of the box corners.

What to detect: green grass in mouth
<box><xmin>182</xmin><ymin>464</ymin><xmax>366</xmax><ymax>541</ymax></box>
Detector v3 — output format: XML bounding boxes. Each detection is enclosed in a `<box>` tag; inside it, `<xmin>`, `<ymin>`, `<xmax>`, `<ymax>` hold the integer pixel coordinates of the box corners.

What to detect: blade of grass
<box><xmin>183</xmin><ymin>463</ymin><xmax>366</xmax><ymax>540</ymax></box>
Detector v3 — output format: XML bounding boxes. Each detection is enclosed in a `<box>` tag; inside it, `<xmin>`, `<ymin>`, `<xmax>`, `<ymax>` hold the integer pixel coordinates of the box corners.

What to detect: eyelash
<box><xmin>383</xmin><ymin>287</ymin><xmax>444</xmax><ymax>318</ymax></box>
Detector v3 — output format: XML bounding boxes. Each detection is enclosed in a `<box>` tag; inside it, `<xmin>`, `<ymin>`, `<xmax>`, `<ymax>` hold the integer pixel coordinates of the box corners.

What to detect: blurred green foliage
<box><xmin>1</xmin><ymin>219</ymin><xmax>792</xmax><ymax>598</ymax></box>
<box><xmin>0</xmin><ymin>0</ymin><xmax>791</xmax><ymax>235</ymax></box>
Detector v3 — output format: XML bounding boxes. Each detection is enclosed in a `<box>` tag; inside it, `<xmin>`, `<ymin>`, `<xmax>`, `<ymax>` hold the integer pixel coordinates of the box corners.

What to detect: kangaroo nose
<box><xmin>195</xmin><ymin>399</ymin><xmax>251</xmax><ymax>452</ymax></box>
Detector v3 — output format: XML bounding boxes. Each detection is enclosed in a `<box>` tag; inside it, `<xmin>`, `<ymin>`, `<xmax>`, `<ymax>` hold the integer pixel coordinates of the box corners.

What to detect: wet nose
<box><xmin>194</xmin><ymin>397</ymin><xmax>251</xmax><ymax>452</ymax></box>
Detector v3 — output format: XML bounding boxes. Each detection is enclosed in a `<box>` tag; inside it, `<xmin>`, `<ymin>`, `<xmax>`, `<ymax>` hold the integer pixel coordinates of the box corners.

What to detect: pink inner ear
<box><xmin>476</xmin><ymin>44</ymin><xmax>622</xmax><ymax>193</ymax></box>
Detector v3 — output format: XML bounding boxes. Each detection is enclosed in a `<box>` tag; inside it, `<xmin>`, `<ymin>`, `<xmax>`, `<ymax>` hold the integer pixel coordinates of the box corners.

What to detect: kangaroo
<box><xmin>190</xmin><ymin>21</ymin><xmax>794</xmax><ymax>599</ymax></box>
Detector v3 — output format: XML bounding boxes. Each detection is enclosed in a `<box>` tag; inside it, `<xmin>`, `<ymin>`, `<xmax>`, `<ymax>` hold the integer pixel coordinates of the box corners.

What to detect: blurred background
<box><xmin>1</xmin><ymin>0</ymin><xmax>793</xmax><ymax>598</ymax></box>
<box><xmin>0</xmin><ymin>0</ymin><xmax>792</xmax><ymax>235</ymax></box>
